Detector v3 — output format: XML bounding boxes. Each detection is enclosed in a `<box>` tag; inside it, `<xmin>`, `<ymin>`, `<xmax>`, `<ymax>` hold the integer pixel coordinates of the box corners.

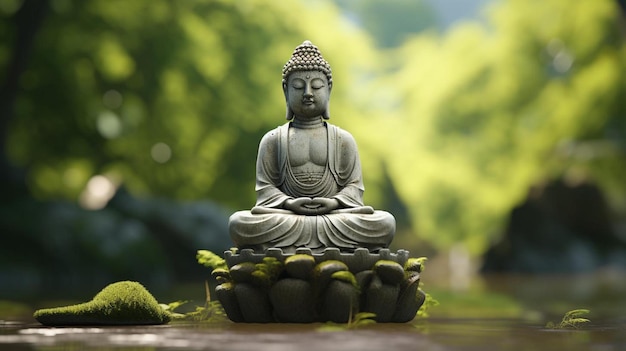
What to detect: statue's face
<box><xmin>285</xmin><ymin>70</ymin><xmax>330</xmax><ymax>119</ymax></box>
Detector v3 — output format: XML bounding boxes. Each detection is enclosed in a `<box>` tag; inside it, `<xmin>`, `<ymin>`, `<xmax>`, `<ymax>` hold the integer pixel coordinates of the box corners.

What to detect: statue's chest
<box><xmin>287</xmin><ymin>128</ymin><xmax>328</xmax><ymax>168</ymax></box>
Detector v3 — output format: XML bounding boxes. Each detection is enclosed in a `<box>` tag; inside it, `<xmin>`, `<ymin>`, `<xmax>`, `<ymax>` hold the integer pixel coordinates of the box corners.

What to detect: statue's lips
<box><xmin>302</xmin><ymin>99</ymin><xmax>314</xmax><ymax>105</ymax></box>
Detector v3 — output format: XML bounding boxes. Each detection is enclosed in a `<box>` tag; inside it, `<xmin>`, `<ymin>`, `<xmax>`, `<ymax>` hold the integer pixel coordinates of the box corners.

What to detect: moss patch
<box><xmin>34</xmin><ymin>281</ymin><xmax>170</xmax><ymax>326</ymax></box>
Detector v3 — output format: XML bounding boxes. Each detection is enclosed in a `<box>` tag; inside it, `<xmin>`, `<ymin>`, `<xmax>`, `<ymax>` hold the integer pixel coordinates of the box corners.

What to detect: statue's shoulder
<box><xmin>259</xmin><ymin>123</ymin><xmax>290</xmax><ymax>144</ymax></box>
<box><xmin>327</xmin><ymin>122</ymin><xmax>354</xmax><ymax>137</ymax></box>
<box><xmin>327</xmin><ymin>123</ymin><xmax>358</xmax><ymax>147</ymax></box>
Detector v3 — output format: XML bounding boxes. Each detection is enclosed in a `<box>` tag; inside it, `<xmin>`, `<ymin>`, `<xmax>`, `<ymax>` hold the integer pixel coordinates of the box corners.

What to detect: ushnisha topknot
<box><xmin>282</xmin><ymin>40</ymin><xmax>332</xmax><ymax>85</ymax></box>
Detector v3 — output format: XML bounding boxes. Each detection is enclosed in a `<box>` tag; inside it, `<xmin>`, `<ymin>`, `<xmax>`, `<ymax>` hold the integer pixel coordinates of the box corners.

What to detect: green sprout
<box><xmin>349</xmin><ymin>312</ymin><xmax>377</xmax><ymax>327</ymax></box>
<box><xmin>166</xmin><ymin>280</ymin><xmax>227</xmax><ymax>323</ymax></box>
<box><xmin>319</xmin><ymin>311</ymin><xmax>377</xmax><ymax>331</ymax></box>
<box><xmin>197</xmin><ymin>250</ymin><xmax>227</xmax><ymax>270</ymax></box>
<box><xmin>415</xmin><ymin>292</ymin><xmax>439</xmax><ymax>318</ymax></box>
<box><xmin>546</xmin><ymin>309</ymin><xmax>591</xmax><ymax>329</ymax></box>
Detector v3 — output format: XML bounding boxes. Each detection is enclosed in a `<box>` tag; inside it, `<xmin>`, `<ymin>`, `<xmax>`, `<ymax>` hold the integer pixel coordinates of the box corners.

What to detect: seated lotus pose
<box><xmin>229</xmin><ymin>41</ymin><xmax>395</xmax><ymax>253</ymax></box>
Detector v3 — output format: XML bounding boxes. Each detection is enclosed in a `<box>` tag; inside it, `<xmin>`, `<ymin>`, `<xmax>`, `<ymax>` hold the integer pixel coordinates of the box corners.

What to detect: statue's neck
<box><xmin>291</xmin><ymin>116</ymin><xmax>325</xmax><ymax>129</ymax></box>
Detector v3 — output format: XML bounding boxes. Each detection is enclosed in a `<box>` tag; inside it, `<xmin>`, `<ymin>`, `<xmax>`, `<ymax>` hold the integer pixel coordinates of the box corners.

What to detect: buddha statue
<box><xmin>229</xmin><ymin>40</ymin><xmax>396</xmax><ymax>253</ymax></box>
<box><xmin>215</xmin><ymin>41</ymin><xmax>424</xmax><ymax>324</ymax></box>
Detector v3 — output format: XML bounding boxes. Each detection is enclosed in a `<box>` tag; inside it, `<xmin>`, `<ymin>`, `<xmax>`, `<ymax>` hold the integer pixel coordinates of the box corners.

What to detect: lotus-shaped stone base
<box><xmin>213</xmin><ymin>248</ymin><xmax>425</xmax><ymax>323</ymax></box>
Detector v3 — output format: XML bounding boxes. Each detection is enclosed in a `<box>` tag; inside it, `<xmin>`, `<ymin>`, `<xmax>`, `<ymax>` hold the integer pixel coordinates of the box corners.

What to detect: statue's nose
<box><xmin>304</xmin><ymin>84</ymin><xmax>313</xmax><ymax>97</ymax></box>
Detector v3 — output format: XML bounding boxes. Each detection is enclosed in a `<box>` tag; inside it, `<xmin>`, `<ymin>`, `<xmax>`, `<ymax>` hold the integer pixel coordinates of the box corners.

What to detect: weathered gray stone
<box><xmin>228</xmin><ymin>40</ymin><xmax>395</xmax><ymax>253</ymax></box>
<box><xmin>270</xmin><ymin>278</ymin><xmax>316</xmax><ymax>322</ymax></box>
<box><xmin>213</xmin><ymin>41</ymin><xmax>425</xmax><ymax>323</ymax></box>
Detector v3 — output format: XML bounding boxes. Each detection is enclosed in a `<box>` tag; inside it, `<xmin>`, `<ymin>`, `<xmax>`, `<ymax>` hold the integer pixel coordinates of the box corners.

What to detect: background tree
<box><xmin>1</xmin><ymin>0</ymin><xmax>625</xmax><ymax>281</ymax></box>
<box><xmin>2</xmin><ymin>0</ymin><xmax>380</xmax><ymax>210</ymax></box>
<box><xmin>0</xmin><ymin>0</ymin><xmax>385</xmax><ymax>295</ymax></box>
<box><xmin>376</xmin><ymin>0</ymin><xmax>626</xmax><ymax>253</ymax></box>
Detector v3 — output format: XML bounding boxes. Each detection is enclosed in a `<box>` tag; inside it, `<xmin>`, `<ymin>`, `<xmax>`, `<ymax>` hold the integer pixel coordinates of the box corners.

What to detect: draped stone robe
<box><xmin>229</xmin><ymin>122</ymin><xmax>395</xmax><ymax>252</ymax></box>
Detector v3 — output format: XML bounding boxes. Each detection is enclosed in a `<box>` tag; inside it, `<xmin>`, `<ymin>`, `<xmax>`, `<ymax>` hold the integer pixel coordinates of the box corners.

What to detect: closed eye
<box><xmin>311</xmin><ymin>78</ymin><xmax>325</xmax><ymax>89</ymax></box>
<box><xmin>292</xmin><ymin>79</ymin><xmax>305</xmax><ymax>89</ymax></box>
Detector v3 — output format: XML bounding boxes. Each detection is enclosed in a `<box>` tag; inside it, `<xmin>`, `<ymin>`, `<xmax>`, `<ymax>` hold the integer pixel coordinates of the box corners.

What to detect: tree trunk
<box><xmin>0</xmin><ymin>0</ymin><xmax>50</xmax><ymax>200</ymax></box>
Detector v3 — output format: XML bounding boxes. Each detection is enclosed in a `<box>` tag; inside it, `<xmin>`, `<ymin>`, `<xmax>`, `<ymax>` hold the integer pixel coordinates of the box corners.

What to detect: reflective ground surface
<box><xmin>2</xmin><ymin>272</ymin><xmax>626</xmax><ymax>350</ymax></box>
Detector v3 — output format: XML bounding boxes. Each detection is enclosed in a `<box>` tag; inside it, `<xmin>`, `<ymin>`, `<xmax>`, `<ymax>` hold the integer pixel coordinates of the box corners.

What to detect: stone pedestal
<box><xmin>213</xmin><ymin>247</ymin><xmax>425</xmax><ymax>323</ymax></box>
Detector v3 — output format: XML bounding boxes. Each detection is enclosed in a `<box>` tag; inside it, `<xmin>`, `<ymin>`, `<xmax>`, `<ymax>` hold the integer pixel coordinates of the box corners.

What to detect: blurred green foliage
<box><xmin>1</xmin><ymin>0</ymin><xmax>625</xmax><ymax>256</ymax></box>
<box><xmin>374</xmin><ymin>0</ymin><xmax>626</xmax><ymax>253</ymax></box>
<box><xmin>3</xmin><ymin>0</ymin><xmax>331</xmax><ymax>207</ymax></box>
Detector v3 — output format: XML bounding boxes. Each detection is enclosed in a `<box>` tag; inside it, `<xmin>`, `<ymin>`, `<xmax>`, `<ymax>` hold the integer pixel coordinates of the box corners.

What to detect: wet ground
<box><xmin>2</xmin><ymin>316</ymin><xmax>624</xmax><ymax>351</ymax></box>
<box><xmin>2</xmin><ymin>272</ymin><xmax>626</xmax><ymax>350</ymax></box>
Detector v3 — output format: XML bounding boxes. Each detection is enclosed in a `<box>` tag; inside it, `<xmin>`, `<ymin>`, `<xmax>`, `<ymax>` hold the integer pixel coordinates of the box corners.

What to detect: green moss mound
<box><xmin>34</xmin><ymin>281</ymin><xmax>171</xmax><ymax>326</ymax></box>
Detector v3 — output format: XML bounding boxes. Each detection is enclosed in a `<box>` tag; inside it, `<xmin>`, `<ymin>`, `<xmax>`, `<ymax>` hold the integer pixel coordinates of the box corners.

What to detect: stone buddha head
<box><xmin>282</xmin><ymin>40</ymin><xmax>332</xmax><ymax>120</ymax></box>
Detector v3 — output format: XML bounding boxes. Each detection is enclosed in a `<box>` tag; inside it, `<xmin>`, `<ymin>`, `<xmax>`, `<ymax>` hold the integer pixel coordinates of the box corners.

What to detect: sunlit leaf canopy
<box><xmin>377</xmin><ymin>0</ymin><xmax>626</xmax><ymax>253</ymax></box>
<box><xmin>1</xmin><ymin>0</ymin><xmax>625</xmax><ymax>255</ymax></box>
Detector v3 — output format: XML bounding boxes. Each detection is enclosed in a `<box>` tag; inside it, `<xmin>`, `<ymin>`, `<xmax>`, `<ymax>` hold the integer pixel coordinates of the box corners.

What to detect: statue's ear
<box><xmin>286</xmin><ymin>106</ymin><xmax>294</xmax><ymax>120</ymax></box>
<box><xmin>322</xmin><ymin>81</ymin><xmax>331</xmax><ymax>119</ymax></box>
<box><xmin>283</xmin><ymin>81</ymin><xmax>294</xmax><ymax>120</ymax></box>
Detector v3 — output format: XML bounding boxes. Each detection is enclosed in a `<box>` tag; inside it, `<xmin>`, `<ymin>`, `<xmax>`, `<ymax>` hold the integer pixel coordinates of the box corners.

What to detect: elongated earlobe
<box><xmin>286</xmin><ymin>106</ymin><xmax>294</xmax><ymax>120</ymax></box>
<box><xmin>322</xmin><ymin>83</ymin><xmax>331</xmax><ymax>119</ymax></box>
<box><xmin>283</xmin><ymin>82</ymin><xmax>294</xmax><ymax>120</ymax></box>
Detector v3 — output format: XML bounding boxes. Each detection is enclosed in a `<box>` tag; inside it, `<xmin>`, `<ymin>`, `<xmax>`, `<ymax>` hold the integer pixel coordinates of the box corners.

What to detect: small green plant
<box><xmin>319</xmin><ymin>311</ymin><xmax>377</xmax><ymax>331</ymax></box>
<box><xmin>416</xmin><ymin>292</ymin><xmax>439</xmax><ymax>318</ymax></box>
<box><xmin>415</xmin><ymin>257</ymin><xmax>428</xmax><ymax>271</ymax></box>
<box><xmin>165</xmin><ymin>281</ymin><xmax>228</xmax><ymax>323</ymax></box>
<box><xmin>181</xmin><ymin>301</ymin><xmax>227</xmax><ymax>322</ymax></box>
<box><xmin>197</xmin><ymin>250</ymin><xmax>227</xmax><ymax>270</ymax></box>
<box><xmin>349</xmin><ymin>312</ymin><xmax>377</xmax><ymax>327</ymax></box>
<box><xmin>546</xmin><ymin>309</ymin><xmax>591</xmax><ymax>329</ymax></box>
<box><xmin>159</xmin><ymin>300</ymin><xmax>189</xmax><ymax>320</ymax></box>
<box><xmin>408</xmin><ymin>256</ymin><xmax>437</xmax><ymax>319</ymax></box>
